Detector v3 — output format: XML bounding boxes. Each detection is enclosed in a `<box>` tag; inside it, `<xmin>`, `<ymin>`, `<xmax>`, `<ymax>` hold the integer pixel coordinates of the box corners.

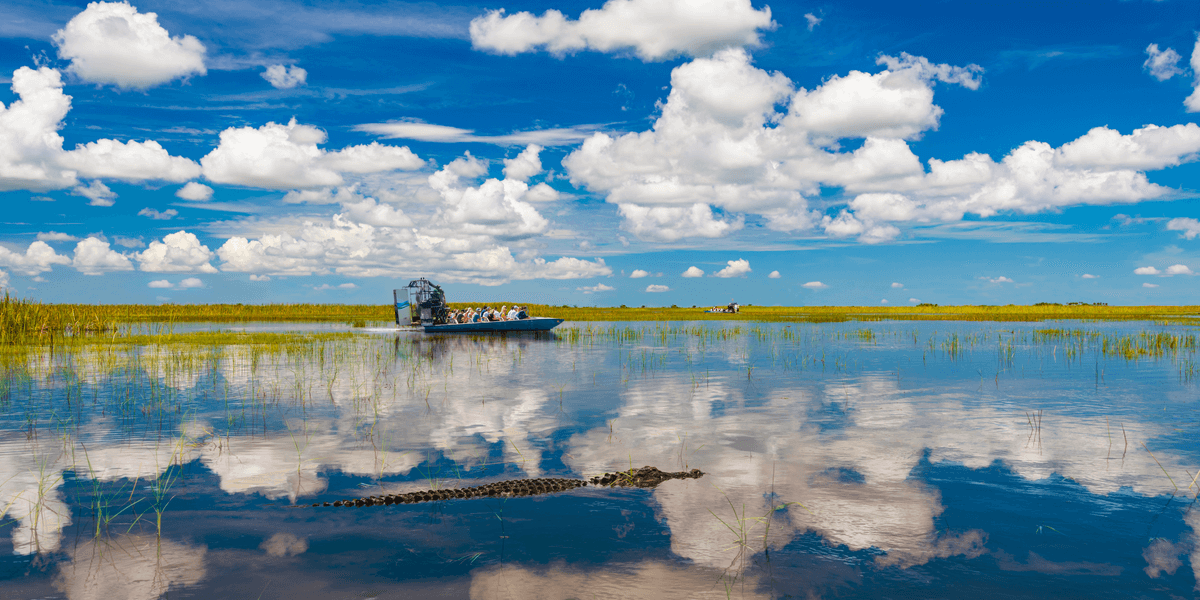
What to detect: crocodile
<box><xmin>310</xmin><ymin>466</ymin><xmax>705</xmax><ymax>508</ymax></box>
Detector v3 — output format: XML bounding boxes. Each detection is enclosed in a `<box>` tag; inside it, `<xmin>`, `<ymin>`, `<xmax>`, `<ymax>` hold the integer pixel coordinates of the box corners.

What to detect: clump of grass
<box><xmin>0</xmin><ymin>293</ymin><xmax>119</xmax><ymax>344</ymax></box>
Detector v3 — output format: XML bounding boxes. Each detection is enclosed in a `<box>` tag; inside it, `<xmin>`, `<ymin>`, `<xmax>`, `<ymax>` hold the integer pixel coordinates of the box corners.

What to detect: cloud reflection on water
<box><xmin>563</xmin><ymin>373</ymin><xmax>1197</xmax><ymax>570</ymax></box>
<box><xmin>0</xmin><ymin>326</ymin><xmax>1196</xmax><ymax>596</ymax></box>
<box><xmin>54</xmin><ymin>535</ymin><xmax>207</xmax><ymax>600</ymax></box>
<box><xmin>468</xmin><ymin>560</ymin><xmax>772</xmax><ymax>600</ymax></box>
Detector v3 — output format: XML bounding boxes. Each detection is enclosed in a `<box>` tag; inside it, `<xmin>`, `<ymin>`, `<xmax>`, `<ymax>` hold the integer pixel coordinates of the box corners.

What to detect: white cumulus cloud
<box><xmin>790</xmin><ymin>53</ymin><xmax>981</xmax><ymax>142</ymax></box>
<box><xmin>0</xmin><ymin>66</ymin><xmax>200</xmax><ymax>193</ymax></box>
<box><xmin>213</xmin><ymin>211</ymin><xmax>610</xmax><ymax>285</ymax></box>
<box><xmin>1081</xmin><ymin>273</ymin><xmax>1099</xmax><ymax>279</ymax></box>
<box><xmin>178</xmin><ymin>277</ymin><xmax>204</xmax><ymax>288</ymax></box>
<box><xmin>1187</xmin><ymin>34</ymin><xmax>1200</xmax><ymax>112</ymax></box>
<box><xmin>524</xmin><ymin>182</ymin><xmax>560</xmax><ymax>202</ymax></box>
<box><xmin>617</xmin><ymin>203</ymin><xmax>742</xmax><ymax>242</ymax></box>
<box><xmin>1165</xmin><ymin>264</ymin><xmax>1194</xmax><ymax>276</ymax></box>
<box><xmin>561</xmin><ymin>47</ymin><xmax>1200</xmax><ymax>245</ymax></box>
<box><xmin>176</xmin><ymin>182</ymin><xmax>213</xmax><ymax>201</ymax></box>
<box><xmin>768</xmin><ymin>270</ymin><xmax>780</xmax><ymax>278</ymax></box>
<box><xmin>62</xmin><ymin>139</ymin><xmax>200</xmax><ymax>183</ymax></box>
<box><xmin>200</xmin><ymin>119</ymin><xmax>423</xmax><ymax>190</ymax></box>
<box><xmin>1166</xmin><ymin>217</ymin><xmax>1200</xmax><ymax>240</ymax></box>
<box><xmin>339</xmin><ymin>196</ymin><xmax>413</xmax><ymax>228</ymax></box>
<box><xmin>712</xmin><ymin>258</ymin><xmax>750</xmax><ymax>278</ymax></box>
<box><xmin>147</xmin><ymin>279</ymin><xmax>171</xmax><ymax>288</ymax></box>
<box><xmin>72</xmin><ymin>237</ymin><xmax>133</xmax><ymax>275</ymax></box>
<box><xmin>73</xmin><ymin>180</ymin><xmax>116</xmax><ymax>206</ymax></box>
<box><xmin>985</xmin><ymin>276</ymin><xmax>1014</xmax><ymax>283</ymax></box>
<box><xmin>1054</xmin><ymin>124</ymin><xmax>1200</xmax><ymax>171</ymax></box>
<box><xmin>801</xmin><ymin>281</ymin><xmax>827</xmax><ymax>289</ymax></box>
<box><xmin>53</xmin><ymin>1</ymin><xmax>206</xmax><ymax>90</ymax></box>
<box><xmin>681</xmin><ymin>266</ymin><xmax>704</xmax><ymax>278</ymax></box>
<box><xmin>1144</xmin><ymin>44</ymin><xmax>1183</xmax><ymax>81</ymax></box>
<box><xmin>804</xmin><ymin>13</ymin><xmax>820</xmax><ymax>31</ymax></box>
<box><xmin>891</xmin><ymin>282</ymin><xmax>903</xmax><ymax>288</ymax></box>
<box><xmin>470</xmin><ymin>0</ymin><xmax>776</xmax><ymax>61</ymax></box>
<box><xmin>645</xmin><ymin>284</ymin><xmax>670</xmax><ymax>292</ymax></box>
<box><xmin>428</xmin><ymin>154</ymin><xmax>550</xmax><ymax>239</ymax></box>
<box><xmin>0</xmin><ymin>241</ymin><xmax>71</xmax><ymax>275</ymax></box>
<box><xmin>630</xmin><ymin>269</ymin><xmax>650</xmax><ymax>278</ymax></box>
<box><xmin>137</xmin><ymin>231</ymin><xmax>218</xmax><ymax>273</ymax></box>
<box><xmin>820</xmin><ymin>209</ymin><xmax>902</xmax><ymax>244</ymax></box>
<box><xmin>502</xmin><ymin>144</ymin><xmax>544</xmax><ymax>182</ymax></box>
<box><xmin>1144</xmin><ymin>282</ymin><xmax>1159</xmax><ymax>288</ymax></box>
<box><xmin>0</xmin><ymin>68</ymin><xmax>76</xmax><ymax>192</ymax></box>
<box><xmin>262</xmin><ymin>64</ymin><xmax>307</xmax><ymax>89</ymax></box>
<box><xmin>1134</xmin><ymin>266</ymin><xmax>1161</xmax><ymax>275</ymax></box>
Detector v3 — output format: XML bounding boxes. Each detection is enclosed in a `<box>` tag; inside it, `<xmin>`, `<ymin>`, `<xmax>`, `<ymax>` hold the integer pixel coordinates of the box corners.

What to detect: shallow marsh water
<box><xmin>0</xmin><ymin>320</ymin><xmax>1198</xmax><ymax>599</ymax></box>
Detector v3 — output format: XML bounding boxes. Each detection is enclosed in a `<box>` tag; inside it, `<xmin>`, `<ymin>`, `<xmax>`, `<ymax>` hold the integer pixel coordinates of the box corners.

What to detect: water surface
<box><xmin>1</xmin><ymin>321</ymin><xmax>1197</xmax><ymax>598</ymax></box>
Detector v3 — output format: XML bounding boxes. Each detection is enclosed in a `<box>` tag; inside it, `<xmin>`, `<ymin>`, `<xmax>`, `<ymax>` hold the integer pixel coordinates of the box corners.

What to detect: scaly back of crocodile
<box><xmin>309</xmin><ymin>466</ymin><xmax>704</xmax><ymax>508</ymax></box>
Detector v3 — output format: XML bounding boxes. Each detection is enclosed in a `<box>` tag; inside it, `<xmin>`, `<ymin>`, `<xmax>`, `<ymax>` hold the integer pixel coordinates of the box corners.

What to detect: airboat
<box><xmin>704</xmin><ymin>301</ymin><xmax>740</xmax><ymax>314</ymax></box>
<box><xmin>394</xmin><ymin>278</ymin><xmax>564</xmax><ymax>333</ymax></box>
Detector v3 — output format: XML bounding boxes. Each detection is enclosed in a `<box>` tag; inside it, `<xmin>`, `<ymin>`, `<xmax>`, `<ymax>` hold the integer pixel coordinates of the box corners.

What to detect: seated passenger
<box><xmin>506</xmin><ymin>306</ymin><xmax>519</xmax><ymax>320</ymax></box>
<box><xmin>516</xmin><ymin>306</ymin><xmax>528</xmax><ymax>319</ymax></box>
<box><xmin>499</xmin><ymin>305</ymin><xmax>509</xmax><ymax>321</ymax></box>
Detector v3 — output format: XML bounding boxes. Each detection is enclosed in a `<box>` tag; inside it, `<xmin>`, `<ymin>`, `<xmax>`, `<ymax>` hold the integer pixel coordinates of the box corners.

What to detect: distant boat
<box><xmin>423</xmin><ymin>317</ymin><xmax>564</xmax><ymax>333</ymax></box>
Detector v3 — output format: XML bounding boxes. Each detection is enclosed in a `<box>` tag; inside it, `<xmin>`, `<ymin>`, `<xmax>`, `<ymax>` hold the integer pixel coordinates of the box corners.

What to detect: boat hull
<box><xmin>423</xmin><ymin>317</ymin><xmax>564</xmax><ymax>333</ymax></box>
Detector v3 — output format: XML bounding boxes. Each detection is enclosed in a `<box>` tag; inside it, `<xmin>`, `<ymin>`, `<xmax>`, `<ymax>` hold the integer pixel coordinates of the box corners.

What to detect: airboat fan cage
<box><xmin>394</xmin><ymin>278</ymin><xmax>448</xmax><ymax>326</ymax></box>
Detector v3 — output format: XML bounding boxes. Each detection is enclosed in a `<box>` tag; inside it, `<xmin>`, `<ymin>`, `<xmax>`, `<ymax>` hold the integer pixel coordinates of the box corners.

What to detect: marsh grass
<box><xmin>3</xmin><ymin>293</ymin><xmax>1200</xmax><ymax>344</ymax></box>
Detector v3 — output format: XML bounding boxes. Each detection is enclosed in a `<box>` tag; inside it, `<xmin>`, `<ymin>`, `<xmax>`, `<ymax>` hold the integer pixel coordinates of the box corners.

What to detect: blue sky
<box><xmin>0</xmin><ymin>0</ymin><xmax>1198</xmax><ymax>307</ymax></box>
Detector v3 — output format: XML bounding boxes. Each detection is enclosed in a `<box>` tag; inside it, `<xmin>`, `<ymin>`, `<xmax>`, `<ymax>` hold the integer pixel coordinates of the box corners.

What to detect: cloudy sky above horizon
<box><xmin>1</xmin><ymin>0</ymin><xmax>1198</xmax><ymax>306</ymax></box>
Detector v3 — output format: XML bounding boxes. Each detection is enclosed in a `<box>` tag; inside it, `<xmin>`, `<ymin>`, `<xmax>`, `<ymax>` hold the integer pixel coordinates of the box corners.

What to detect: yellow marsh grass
<box><xmin>2</xmin><ymin>293</ymin><xmax>1198</xmax><ymax>345</ymax></box>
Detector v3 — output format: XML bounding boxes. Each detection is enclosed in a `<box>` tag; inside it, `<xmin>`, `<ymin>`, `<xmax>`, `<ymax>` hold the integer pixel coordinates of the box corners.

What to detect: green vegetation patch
<box><xmin>3</xmin><ymin>293</ymin><xmax>1199</xmax><ymax>347</ymax></box>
